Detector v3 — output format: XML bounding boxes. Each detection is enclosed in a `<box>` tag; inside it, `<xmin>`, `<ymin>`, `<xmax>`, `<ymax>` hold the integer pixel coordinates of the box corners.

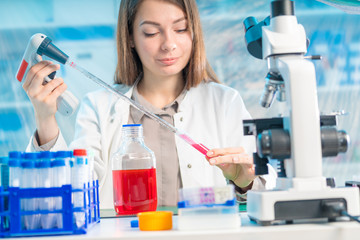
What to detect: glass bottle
<box><xmin>112</xmin><ymin>124</ymin><xmax>157</xmax><ymax>215</ymax></box>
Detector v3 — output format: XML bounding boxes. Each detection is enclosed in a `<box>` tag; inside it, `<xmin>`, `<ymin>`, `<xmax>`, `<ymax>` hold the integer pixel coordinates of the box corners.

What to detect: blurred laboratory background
<box><xmin>0</xmin><ymin>0</ymin><xmax>359</xmax><ymax>186</ymax></box>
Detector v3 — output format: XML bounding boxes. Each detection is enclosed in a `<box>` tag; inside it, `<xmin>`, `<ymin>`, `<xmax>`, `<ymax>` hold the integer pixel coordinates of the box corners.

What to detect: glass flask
<box><xmin>112</xmin><ymin>124</ymin><xmax>157</xmax><ymax>215</ymax></box>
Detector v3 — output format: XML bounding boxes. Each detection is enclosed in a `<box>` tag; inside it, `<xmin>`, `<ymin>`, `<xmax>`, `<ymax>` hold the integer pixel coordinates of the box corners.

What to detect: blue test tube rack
<box><xmin>0</xmin><ymin>180</ymin><xmax>100</xmax><ymax>238</ymax></box>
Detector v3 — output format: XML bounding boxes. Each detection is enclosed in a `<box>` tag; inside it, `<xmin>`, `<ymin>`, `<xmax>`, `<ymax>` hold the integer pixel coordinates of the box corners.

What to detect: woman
<box><xmin>24</xmin><ymin>0</ymin><xmax>276</xmax><ymax>209</ymax></box>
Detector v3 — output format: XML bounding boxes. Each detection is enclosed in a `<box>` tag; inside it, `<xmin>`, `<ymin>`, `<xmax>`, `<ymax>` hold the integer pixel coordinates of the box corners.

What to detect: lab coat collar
<box><xmin>112</xmin><ymin>74</ymin><xmax>142</xmax><ymax>116</ymax></box>
<box><xmin>111</xmin><ymin>77</ymin><xmax>208</xmax><ymax>117</ymax></box>
<box><xmin>177</xmin><ymin>81</ymin><xmax>205</xmax><ymax>112</ymax></box>
<box><xmin>114</xmin><ymin>77</ymin><xmax>192</xmax><ymax>115</ymax></box>
<box><xmin>113</xmin><ymin>85</ymin><xmax>133</xmax><ymax>116</ymax></box>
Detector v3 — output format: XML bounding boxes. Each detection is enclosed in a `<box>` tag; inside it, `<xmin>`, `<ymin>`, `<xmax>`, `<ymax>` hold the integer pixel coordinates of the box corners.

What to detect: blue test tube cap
<box><xmin>40</xmin><ymin>151</ymin><xmax>55</xmax><ymax>159</ymax></box>
<box><xmin>8</xmin><ymin>151</ymin><xmax>23</xmax><ymax>167</ymax></box>
<box><xmin>8</xmin><ymin>151</ymin><xmax>23</xmax><ymax>159</ymax></box>
<box><xmin>123</xmin><ymin>124</ymin><xmax>141</xmax><ymax>127</ymax></box>
<box><xmin>22</xmin><ymin>152</ymin><xmax>39</xmax><ymax>168</ymax></box>
<box><xmin>51</xmin><ymin>159</ymin><xmax>66</xmax><ymax>168</ymax></box>
<box><xmin>56</xmin><ymin>150</ymin><xmax>73</xmax><ymax>158</ymax></box>
<box><xmin>24</xmin><ymin>152</ymin><xmax>39</xmax><ymax>160</ymax></box>
<box><xmin>38</xmin><ymin>159</ymin><xmax>51</xmax><ymax>168</ymax></box>
<box><xmin>8</xmin><ymin>159</ymin><xmax>20</xmax><ymax>167</ymax></box>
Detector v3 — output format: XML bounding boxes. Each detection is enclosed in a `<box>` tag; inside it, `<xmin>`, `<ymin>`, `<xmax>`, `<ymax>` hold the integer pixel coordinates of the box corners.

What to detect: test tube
<box><xmin>8</xmin><ymin>152</ymin><xmax>22</xmax><ymax>229</ymax></box>
<box><xmin>52</xmin><ymin>152</ymin><xmax>71</xmax><ymax>229</ymax></box>
<box><xmin>38</xmin><ymin>151</ymin><xmax>54</xmax><ymax>229</ymax></box>
<box><xmin>87</xmin><ymin>149</ymin><xmax>94</xmax><ymax>184</ymax></box>
<box><xmin>72</xmin><ymin>149</ymin><xmax>88</xmax><ymax>228</ymax></box>
<box><xmin>8</xmin><ymin>151</ymin><xmax>22</xmax><ymax>187</ymax></box>
<box><xmin>55</xmin><ymin>151</ymin><xmax>72</xmax><ymax>186</ymax></box>
<box><xmin>22</xmin><ymin>152</ymin><xmax>40</xmax><ymax>230</ymax></box>
<box><xmin>87</xmin><ymin>149</ymin><xmax>95</xmax><ymax>220</ymax></box>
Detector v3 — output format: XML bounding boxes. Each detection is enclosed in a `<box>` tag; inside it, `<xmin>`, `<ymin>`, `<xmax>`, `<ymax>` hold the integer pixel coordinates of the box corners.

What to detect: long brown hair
<box><xmin>114</xmin><ymin>0</ymin><xmax>220</xmax><ymax>89</ymax></box>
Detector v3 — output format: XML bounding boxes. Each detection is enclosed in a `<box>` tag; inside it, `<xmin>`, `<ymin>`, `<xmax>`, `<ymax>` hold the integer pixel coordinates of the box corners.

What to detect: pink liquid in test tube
<box><xmin>179</xmin><ymin>134</ymin><xmax>209</xmax><ymax>156</ymax></box>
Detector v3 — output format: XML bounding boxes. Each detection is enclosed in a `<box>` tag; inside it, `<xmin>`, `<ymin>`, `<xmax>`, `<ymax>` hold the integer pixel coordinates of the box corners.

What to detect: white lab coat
<box><xmin>30</xmin><ymin>81</ymin><xmax>276</xmax><ymax>209</ymax></box>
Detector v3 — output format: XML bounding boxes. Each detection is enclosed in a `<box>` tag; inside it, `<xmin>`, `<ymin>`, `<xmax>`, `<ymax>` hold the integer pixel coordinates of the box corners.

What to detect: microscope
<box><xmin>243</xmin><ymin>0</ymin><xmax>360</xmax><ymax>225</ymax></box>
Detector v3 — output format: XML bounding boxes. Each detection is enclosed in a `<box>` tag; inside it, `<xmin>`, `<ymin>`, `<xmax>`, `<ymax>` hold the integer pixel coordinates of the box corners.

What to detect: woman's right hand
<box><xmin>22</xmin><ymin>60</ymin><xmax>68</xmax><ymax>145</ymax></box>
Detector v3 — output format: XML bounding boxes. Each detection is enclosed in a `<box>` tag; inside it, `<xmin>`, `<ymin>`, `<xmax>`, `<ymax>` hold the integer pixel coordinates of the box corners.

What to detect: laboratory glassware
<box><xmin>38</xmin><ymin>151</ymin><xmax>54</xmax><ymax>229</ymax></box>
<box><xmin>22</xmin><ymin>152</ymin><xmax>40</xmax><ymax>230</ymax></box>
<box><xmin>72</xmin><ymin>149</ymin><xmax>88</xmax><ymax>228</ymax></box>
<box><xmin>112</xmin><ymin>124</ymin><xmax>157</xmax><ymax>215</ymax></box>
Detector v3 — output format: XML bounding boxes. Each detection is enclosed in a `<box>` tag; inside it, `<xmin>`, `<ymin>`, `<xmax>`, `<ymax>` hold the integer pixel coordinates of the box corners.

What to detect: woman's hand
<box><xmin>22</xmin><ymin>60</ymin><xmax>67</xmax><ymax>145</ymax></box>
<box><xmin>206</xmin><ymin>147</ymin><xmax>256</xmax><ymax>190</ymax></box>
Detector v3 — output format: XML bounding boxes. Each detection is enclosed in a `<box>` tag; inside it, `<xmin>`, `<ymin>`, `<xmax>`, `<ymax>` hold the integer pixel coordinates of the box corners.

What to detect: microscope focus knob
<box><xmin>257</xmin><ymin>127</ymin><xmax>349</xmax><ymax>159</ymax></box>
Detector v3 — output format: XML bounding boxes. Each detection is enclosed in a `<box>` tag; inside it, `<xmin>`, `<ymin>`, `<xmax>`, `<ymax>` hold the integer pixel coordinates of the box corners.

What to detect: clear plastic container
<box><xmin>55</xmin><ymin>151</ymin><xmax>73</xmax><ymax>187</ymax></box>
<box><xmin>8</xmin><ymin>151</ymin><xmax>22</xmax><ymax>188</ymax></box>
<box><xmin>22</xmin><ymin>152</ymin><xmax>40</xmax><ymax>230</ymax></box>
<box><xmin>38</xmin><ymin>151</ymin><xmax>54</xmax><ymax>229</ymax></box>
<box><xmin>178</xmin><ymin>185</ymin><xmax>235</xmax><ymax>208</ymax></box>
<box><xmin>112</xmin><ymin>124</ymin><xmax>157</xmax><ymax>215</ymax></box>
<box><xmin>52</xmin><ymin>152</ymin><xmax>71</xmax><ymax>229</ymax></box>
<box><xmin>177</xmin><ymin>185</ymin><xmax>240</xmax><ymax>230</ymax></box>
<box><xmin>72</xmin><ymin>149</ymin><xmax>88</xmax><ymax>228</ymax></box>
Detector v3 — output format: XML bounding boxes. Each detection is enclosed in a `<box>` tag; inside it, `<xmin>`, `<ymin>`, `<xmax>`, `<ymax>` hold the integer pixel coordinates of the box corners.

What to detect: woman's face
<box><xmin>132</xmin><ymin>0</ymin><xmax>192</xmax><ymax>80</ymax></box>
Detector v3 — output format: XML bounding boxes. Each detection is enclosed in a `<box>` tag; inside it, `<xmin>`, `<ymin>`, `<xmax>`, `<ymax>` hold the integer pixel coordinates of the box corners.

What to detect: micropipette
<box><xmin>66</xmin><ymin>61</ymin><xmax>209</xmax><ymax>156</ymax></box>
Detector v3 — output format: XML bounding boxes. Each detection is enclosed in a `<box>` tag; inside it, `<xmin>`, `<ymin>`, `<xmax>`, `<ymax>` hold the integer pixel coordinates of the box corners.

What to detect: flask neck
<box><xmin>122</xmin><ymin>125</ymin><xmax>144</xmax><ymax>140</ymax></box>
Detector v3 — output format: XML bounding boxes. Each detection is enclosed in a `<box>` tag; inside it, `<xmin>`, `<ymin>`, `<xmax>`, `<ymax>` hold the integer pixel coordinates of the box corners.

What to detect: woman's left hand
<box><xmin>206</xmin><ymin>147</ymin><xmax>256</xmax><ymax>189</ymax></box>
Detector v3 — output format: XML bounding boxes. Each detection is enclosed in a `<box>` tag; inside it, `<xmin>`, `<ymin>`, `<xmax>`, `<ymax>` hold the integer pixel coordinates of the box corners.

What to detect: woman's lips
<box><xmin>158</xmin><ymin>57</ymin><xmax>179</xmax><ymax>66</ymax></box>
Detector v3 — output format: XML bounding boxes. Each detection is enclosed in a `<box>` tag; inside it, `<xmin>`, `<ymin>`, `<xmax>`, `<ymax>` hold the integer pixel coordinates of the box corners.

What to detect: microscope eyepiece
<box><xmin>243</xmin><ymin>16</ymin><xmax>270</xmax><ymax>59</ymax></box>
<box><xmin>243</xmin><ymin>17</ymin><xmax>258</xmax><ymax>31</ymax></box>
<box><xmin>271</xmin><ymin>0</ymin><xmax>294</xmax><ymax>18</ymax></box>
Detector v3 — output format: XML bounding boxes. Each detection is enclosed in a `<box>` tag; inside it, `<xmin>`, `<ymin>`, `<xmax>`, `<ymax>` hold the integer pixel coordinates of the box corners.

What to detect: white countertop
<box><xmin>13</xmin><ymin>213</ymin><xmax>360</xmax><ymax>240</ymax></box>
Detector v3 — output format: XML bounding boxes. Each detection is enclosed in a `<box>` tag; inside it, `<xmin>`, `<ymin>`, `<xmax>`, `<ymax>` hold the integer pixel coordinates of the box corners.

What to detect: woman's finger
<box><xmin>36</xmin><ymin>77</ymin><xmax>66</xmax><ymax>100</ymax></box>
<box><xmin>208</xmin><ymin>153</ymin><xmax>252</xmax><ymax>166</ymax></box>
<box><xmin>206</xmin><ymin>147</ymin><xmax>245</xmax><ymax>158</ymax></box>
<box><xmin>26</xmin><ymin>63</ymin><xmax>61</xmax><ymax>98</ymax></box>
<box><xmin>46</xmin><ymin>81</ymin><xmax>68</xmax><ymax>104</ymax></box>
<box><xmin>22</xmin><ymin>60</ymin><xmax>53</xmax><ymax>90</ymax></box>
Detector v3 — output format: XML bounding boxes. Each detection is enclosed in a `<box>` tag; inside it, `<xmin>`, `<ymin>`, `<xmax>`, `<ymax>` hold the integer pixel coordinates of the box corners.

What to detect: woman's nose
<box><xmin>161</xmin><ymin>32</ymin><xmax>177</xmax><ymax>52</ymax></box>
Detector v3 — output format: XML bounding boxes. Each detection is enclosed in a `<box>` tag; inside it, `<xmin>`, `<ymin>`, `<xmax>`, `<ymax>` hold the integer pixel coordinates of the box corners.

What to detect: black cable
<box><xmin>340</xmin><ymin>210</ymin><xmax>360</xmax><ymax>223</ymax></box>
<box><xmin>322</xmin><ymin>200</ymin><xmax>360</xmax><ymax>223</ymax></box>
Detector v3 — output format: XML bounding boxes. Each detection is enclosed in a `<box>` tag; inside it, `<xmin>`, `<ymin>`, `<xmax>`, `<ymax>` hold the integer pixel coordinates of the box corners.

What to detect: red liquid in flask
<box><xmin>112</xmin><ymin>168</ymin><xmax>157</xmax><ymax>215</ymax></box>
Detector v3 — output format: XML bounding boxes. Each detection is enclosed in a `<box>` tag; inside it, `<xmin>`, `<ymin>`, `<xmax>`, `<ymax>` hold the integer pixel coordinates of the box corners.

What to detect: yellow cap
<box><xmin>137</xmin><ymin>211</ymin><xmax>173</xmax><ymax>231</ymax></box>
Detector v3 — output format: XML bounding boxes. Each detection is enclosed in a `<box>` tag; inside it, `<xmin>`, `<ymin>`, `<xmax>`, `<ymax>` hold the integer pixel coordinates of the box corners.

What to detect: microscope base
<box><xmin>247</xmin><ymin>187</ymin><xmax>360</xmax><ymax>226</ymax></box>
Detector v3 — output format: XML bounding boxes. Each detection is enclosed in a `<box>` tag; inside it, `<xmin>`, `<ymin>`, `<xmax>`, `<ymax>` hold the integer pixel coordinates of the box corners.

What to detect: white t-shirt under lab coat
<box><xmin>29</xmin><ymin>81</ymin><xmax>276</xmax><ymax>209</ymax></box>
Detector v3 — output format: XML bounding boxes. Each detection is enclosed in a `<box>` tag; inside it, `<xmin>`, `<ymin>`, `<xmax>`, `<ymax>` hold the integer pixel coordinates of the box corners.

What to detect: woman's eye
<box><xmin>144</xmin><ymin>32</ymin><xmax>157</xmax><ymax>37</ymax></box>
<box><xmin>176</xmin><ymin>28</ymin><xmax>188</xmax><ymax>33</ymax></box>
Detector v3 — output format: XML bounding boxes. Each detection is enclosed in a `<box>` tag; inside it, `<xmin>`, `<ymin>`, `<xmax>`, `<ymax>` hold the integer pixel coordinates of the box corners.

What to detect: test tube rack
<box><xmin>0</xmin><ymin>180</ymin><xmax>100</xmax><ymax>238</ymax></box>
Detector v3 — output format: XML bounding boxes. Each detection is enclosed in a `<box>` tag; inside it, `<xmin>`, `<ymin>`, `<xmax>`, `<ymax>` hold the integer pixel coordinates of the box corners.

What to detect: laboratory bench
<box><xmin>9</xmin><ymin>208</ymin><xmax>360</xmax><ymax>240</ymax></box>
